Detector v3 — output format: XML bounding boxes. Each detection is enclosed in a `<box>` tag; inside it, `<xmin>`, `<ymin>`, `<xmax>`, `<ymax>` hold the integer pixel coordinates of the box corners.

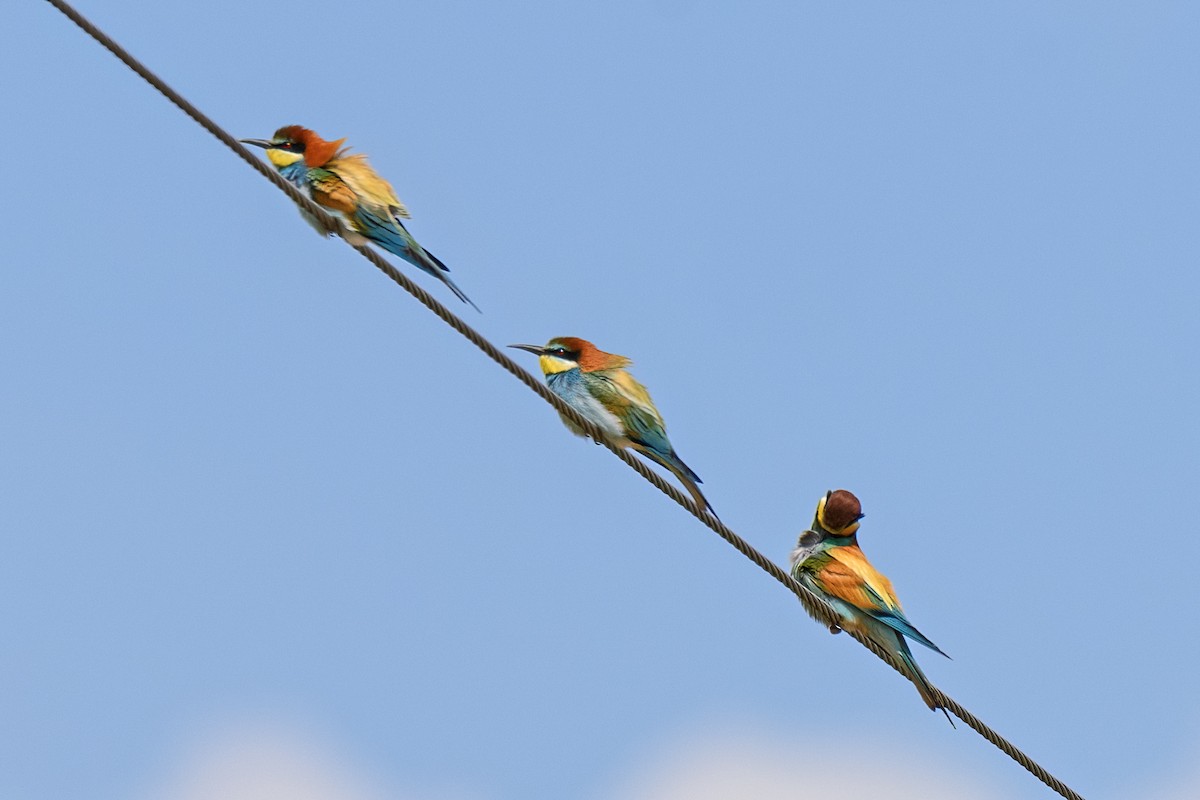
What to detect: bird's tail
<box><xmin>877</xmin><ymin>612</ymin><xmax>951</xmax><ymax>660</ymax></box>
<box><xmin>436</xmin><ymin>270</ymin><xmax>480</xmax><ymax>312</ymax></box>
<box><xmin>634</xmin><ymin>445</ymin><xmax>718</xmax><ymax>519</ymax></box>
<box><xmin>358</xmin><ymin>211</ymin><xmax>481</xmax><ymax>311</ymax></box>
<box><xmin>422</xmin><ymin>248</ymin><xmax>481</xmax><ymax>312</ymax></box>
<box><xmin>892</xmin><ymin>634</ymin><xmax>955</xmax><ymax>727</ymax></box>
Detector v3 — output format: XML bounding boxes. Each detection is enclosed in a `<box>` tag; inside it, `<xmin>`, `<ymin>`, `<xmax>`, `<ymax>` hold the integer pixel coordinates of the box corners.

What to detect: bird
<box><xmin>800</xmin><ymin>488</ymin><xmax>865</xmax><ymax>634</ymax></box>
<box><xmin>790</xmin><ymin>489</ymin><xmax>952</xmax><ymax>720</ymax></box>
<box><xmin>240</xmin><ymin>125</ymin><xmax>477</xmax><ymax>310</ymax></box>
<box><xmin>509</xmin><ymin>337</ymin><xmax>716</xmax><ymax>517</ymax></box>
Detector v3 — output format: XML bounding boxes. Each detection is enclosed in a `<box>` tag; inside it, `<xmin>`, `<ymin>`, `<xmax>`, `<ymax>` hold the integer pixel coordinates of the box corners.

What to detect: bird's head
<box><xmin>240</xmin><ymin>125</ymin><xmax>346</xmax><ymax>169</ymax></box>
<box><xmin>813</xmin><ymin>489</ymin><xmax>864</xmax><ymax>538</ymax></box>
<box><xmin>509</xmin><ymin>337</ymin><xmax>631</xmax><ymax>376</ymax></box>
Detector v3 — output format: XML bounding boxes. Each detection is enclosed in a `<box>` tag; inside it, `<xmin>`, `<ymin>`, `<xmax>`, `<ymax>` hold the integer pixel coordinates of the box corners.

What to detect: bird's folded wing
<box><xmin>811</xmin><ymin>554</ymin><xmax>887</xmax><ymax>613</ymax></box>
<box><xmin>309</xmin><ymin>170</ymin><xmax>360</xmax><ymax>216</ymax></box>
<box><xmin>332</xmin><ymin>154</ymin><xmax>411</xmax><ymax>219</ymax></box>
<box><xmin>827</xmin><ymin>547</ymin><xmax>947</xmax><ymax>656</ymax></box>
<box><xmin>820</xmin><ymin>547</ymin><xmax>902</xmax><ymax>613</ymax></box>
<box><xmin>598</xmin><ymin>371</ymin><xmax>672</xmax><ymax>452</ymax></box>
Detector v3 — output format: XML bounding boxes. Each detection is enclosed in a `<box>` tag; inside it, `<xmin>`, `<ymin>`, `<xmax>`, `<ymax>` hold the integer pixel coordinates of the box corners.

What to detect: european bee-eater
<box><xmin>241</xmin><ymin>125</ymin><xmax>477</xmax><ymax>310</ymax></box>
<box><xmin>509</xmin><ymin>337</ymin><xmax>716</xmax><ymax>517</ymax></box>
<box><xmin>790</xmin><ymin>489</ymin><xmax>951</xmax><ymax>719</ymax></box>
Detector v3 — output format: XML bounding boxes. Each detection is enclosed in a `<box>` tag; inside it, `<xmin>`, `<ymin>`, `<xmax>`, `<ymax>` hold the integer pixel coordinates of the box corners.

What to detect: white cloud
<box><xmin>139</xmin><ymin>719</ymin><xmax>478</xmax><ymax>800</ymax></box>
<box><xmin>140</xmin><ymin>716</ymin><xmax>1200</xmax><ymax>800</ymax></box>
<box><xmin>600</xmin><ymin>724</ymin><xmax>1003</xmax><ymax>800</ymax></box>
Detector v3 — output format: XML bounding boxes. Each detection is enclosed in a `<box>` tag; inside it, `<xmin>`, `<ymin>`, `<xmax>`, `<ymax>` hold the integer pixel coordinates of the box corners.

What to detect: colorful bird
<box><xmin>241</xmin><ymin>125</ymin><xmax>477</xmax><ymax>310</ymax></box>
<box><xmin>509</xmin><ymin>337</ymin><xmax>716</xmax><ymax>517</ymax></box>
<box><xmin>790</xmin><ymin>489</ymin><xmax>951</xmax><ymax>719</ymax></box>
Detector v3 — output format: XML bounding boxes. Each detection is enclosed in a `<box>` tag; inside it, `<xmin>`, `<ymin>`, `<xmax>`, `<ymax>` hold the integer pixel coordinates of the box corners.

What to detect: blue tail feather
<box><xmin>876</xmin><ymin>611</ymin><xmax>949</xmax><ymax>658</ymax></box>
<box><xmin>354</xmin><ymin>209</ymin><xmax>479</xmax><ymax>311</ymax></box>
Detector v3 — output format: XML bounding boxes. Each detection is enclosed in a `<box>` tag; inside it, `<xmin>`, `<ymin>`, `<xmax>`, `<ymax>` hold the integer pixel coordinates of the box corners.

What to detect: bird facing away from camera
<box><xmin>791</xmin><ymin>490</ymin><xmax>951</xmax><ymax>721</ymax></box>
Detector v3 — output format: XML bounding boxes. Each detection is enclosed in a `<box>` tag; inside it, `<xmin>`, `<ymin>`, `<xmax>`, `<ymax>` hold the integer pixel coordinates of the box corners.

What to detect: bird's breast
<box><xmin>546</xmin><ymin>371</ymin><xmax>626</xmax><ymax>440</ymax></box>
<box><xmin>276</xmin><ymin>160</ymin><xmax>312</xmax><ymax>190</ymax></box>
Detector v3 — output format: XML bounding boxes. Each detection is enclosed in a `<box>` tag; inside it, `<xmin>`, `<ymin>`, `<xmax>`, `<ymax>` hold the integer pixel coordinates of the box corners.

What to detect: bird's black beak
<box><xmin>239</xmin><ymin>138</ymin><xmax>273</xmax><ymax>149</ymax></box>
<box><xmin>508</xmin><ymin>344</ymin><xmax>545</xmax><ymax>356</ymax></box>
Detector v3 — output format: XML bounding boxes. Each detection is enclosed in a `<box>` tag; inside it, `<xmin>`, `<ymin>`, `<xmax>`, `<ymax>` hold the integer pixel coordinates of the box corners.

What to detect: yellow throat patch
<box><xmin>538</xmin><ymin>354</ymin><xmax>577</xmax><ymax>375</ymax></box>
<box><xmin>266</xmin><ymin>149</ymin><xmax>304</xmax><ymax>169</ymax></box>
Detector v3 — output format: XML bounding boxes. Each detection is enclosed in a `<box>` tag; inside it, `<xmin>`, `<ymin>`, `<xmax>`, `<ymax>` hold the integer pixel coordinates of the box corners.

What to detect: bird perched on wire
<box><xmin>790</xmin><ymin>489</ymin><xmax>951</xmax><ymax>721</ymax></box>
<box><xmin>509</xmin><ymin>336</ymin><xmax>716</xmax><ymax>517</ymax></box>
<box><xmin>240</xmin><ymin>125</ymin><xmax>477</xmax><ymax>310</ymax></box>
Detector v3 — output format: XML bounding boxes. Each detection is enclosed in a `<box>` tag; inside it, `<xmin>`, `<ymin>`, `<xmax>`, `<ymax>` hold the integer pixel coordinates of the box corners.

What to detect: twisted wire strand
<box><xmin>43</xmin><ymin>3</ymin><xmax>1084</xmax><ymax>798</ymax></box>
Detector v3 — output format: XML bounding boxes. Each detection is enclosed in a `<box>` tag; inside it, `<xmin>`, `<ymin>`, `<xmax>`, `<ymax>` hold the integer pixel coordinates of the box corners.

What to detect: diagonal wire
<box><xmin>42</xmin><ymin>2</ymin><xmax>1085</xmax><ymax>798</ymax></box>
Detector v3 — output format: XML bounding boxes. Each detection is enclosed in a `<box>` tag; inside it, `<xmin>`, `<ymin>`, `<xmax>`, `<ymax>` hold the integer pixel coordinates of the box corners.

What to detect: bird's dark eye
<box><xmin>548</xmin><ymin>347</ymin><xmax>567</xmax><ymax>356</ymax></box>
<box><xmin>276</xmin><ymin>140</ymin><xmax>304</xmax><ymax>153</ymax></box>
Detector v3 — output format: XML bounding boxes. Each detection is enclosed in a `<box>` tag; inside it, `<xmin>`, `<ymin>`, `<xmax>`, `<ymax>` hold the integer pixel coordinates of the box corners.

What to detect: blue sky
<box><xmin>5</xmin><ymin>2</ymin><xmax>1199</xmax><ymax>799</ymax></box>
